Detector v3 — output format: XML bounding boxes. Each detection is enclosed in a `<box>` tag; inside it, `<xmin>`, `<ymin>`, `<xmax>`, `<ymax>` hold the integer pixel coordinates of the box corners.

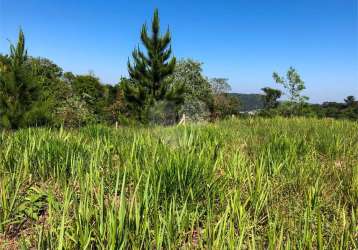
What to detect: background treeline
<box><xmin>0</xmin><ymin>10</ymin><xmax>357</xmax><ymax>129</ymax></box>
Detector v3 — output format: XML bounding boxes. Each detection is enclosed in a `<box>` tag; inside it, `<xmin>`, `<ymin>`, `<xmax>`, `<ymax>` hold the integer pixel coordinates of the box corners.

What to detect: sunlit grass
<box><xmin>0</xmin><ymin>117</ymin><xmax>357</xmax><ymax>249</ymax></box>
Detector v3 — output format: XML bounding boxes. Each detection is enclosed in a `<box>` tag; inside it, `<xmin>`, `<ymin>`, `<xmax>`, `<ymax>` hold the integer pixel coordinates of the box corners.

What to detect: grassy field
<box><xmin>0</xmin><ymin>118</ymin><xmax>357</xmax><ymax>249</ymax></box>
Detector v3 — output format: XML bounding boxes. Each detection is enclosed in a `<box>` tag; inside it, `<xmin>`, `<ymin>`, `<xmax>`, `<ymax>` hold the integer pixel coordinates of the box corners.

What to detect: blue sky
<box><xmin>0</xmin><ymin>0</ymin><xmax>357</xmax><ymax>103</ymax></box>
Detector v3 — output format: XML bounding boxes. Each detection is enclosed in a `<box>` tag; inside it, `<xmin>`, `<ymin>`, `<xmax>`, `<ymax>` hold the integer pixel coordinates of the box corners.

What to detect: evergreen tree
<box><xmin>0</xmin><ymin>29</ymin><xmax>44</xmax><ymax>129</ymax></box>
<box><xmin>123</xmin><ymin>9</ymin><xmax>184</xmax><ymax>122</ymax></box>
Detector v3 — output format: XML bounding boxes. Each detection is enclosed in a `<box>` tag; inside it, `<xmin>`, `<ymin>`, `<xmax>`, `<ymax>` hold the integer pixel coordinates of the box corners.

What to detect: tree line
<box><xmin>0</xmin><ymin>9</ymin><xmax>357</xmax><ymax>129</ymax></box>
<box><xmin>260</xmin><ymin>67</ymin><xmax>358</xmax><ymax>119</ymax></box>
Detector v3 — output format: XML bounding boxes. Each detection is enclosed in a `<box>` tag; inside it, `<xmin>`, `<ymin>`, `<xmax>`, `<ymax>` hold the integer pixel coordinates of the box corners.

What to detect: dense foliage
<box><xmin>171</xmin><ymin>59</ymin><xmax>213</xmax><ymax>121</ymax></box>
<box><xmin>261</xmin><ymin>87</ymin><xmax>282</xmax><ymax>110</ymax></box>
<box><xmin>0</xmin><ymin>30</ymin><xmax>49</xmax><ymax>129</ymax></box>
<box><xmin>0</xmin><ymin>118</ymin><xmax>357</xmax><ymax>248</ymax></box>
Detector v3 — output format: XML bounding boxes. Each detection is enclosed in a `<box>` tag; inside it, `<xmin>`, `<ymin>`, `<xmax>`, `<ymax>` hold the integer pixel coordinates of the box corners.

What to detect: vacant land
<box><xmin>0</xmin><ymin>118</ymin><xmax>357</xmax><ymax>249</ymax></box>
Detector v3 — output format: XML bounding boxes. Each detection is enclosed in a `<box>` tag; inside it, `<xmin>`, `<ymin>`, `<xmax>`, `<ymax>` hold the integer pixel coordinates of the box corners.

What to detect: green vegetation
<box><xmin>123</xmin><ymin>9</ymin><xmax>184</xmax><ymax>123</ymax></box>
<box><xmin>1</xmin><ymin>12</ymin><xmax>357</xmax><ymax>128</ymax></box>
<box><xmin>0</xmin><ymin>29</ymin><xmax>49</xmax><ymax>129</ymax></box>
<box><xmin>261</xmin><ymin>87</ymin><xmax>282</xmax><ymax>110</ymax></box>
<box><xmin>0</xmin><ymin>118</ymin><xmax>357</xmax><ymax>248</ymax></box>
<box><xmin>0</xmin><ymin>9</ymin><xmax>357</xmax><ymax>248</ymax></box>
<box><xmin>171</xmin><ymin>59</ymin><xmax>214</xmax><ymax>122</ymax></box>
<box><xmin>273</xmin><ymin>67</ymin><xmax>308</xmax><ymax>105</ymax></box>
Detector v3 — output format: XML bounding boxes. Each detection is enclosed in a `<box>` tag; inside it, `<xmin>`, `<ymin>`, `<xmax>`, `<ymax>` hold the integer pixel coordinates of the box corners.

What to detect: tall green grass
<box><xmin>0</xmin><ymin>117</ymin><xmax>357</xmax><ymax>249</ymax></box>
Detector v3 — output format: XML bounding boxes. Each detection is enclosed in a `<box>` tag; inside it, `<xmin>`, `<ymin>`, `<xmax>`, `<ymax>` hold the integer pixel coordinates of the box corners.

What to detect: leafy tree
<box><xmin>28</xmin><ymin>57</ymin><xmax>67</xmax><ymax>124</ymax></box>
<box><xmin>273</xmin><ymin>67</ymin><xmax>308</xmax><ymax>103</ymax></box>
<box><xmin>71</xmin><ymin>75</ymin><xmax>104</xmax><ymax>103</ymax></box>
<box><xmin>171</xmin><ymin>59</ymin><xmax>213</xmax><ymax>121</ymax></box>
<box><xmin>50</xmin><ymin>71</ymin><xmax>105</xmax><ymax>126</ymax></box>
<box><xmin>261</xmin><ymin>87</ymin><xmax>282</xmax><ymax>110</ymax></box>
<box><xmin>273</xmin><ymin>67</ymin><xmax>308</xmax><ymax>116</ymax></box>
<box><xmin>0</xmin><ymin>29</ymin><xmax>48</xmax><ymax>129</ymax></box>
<box><xmin>122</xmin><ymin>9</ymin><xmax>184</xmax><ymax>122</ymax></box>
<box><xmin>64</xmin><ymin>73</ymin><xmax>107</xmax><ymax>121</ymax></box>
<box><xmin>173</xmin><ymin>59</ymin><xmax>212</xmax><ymax>102</ymax></box>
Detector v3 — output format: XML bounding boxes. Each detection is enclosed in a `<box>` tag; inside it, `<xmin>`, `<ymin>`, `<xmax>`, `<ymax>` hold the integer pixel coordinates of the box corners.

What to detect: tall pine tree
<box><xmin>0</xmin><ymin>29</ymin><xmax>44</xmax><ymax>129</ymax></box>
<box><xmin>123</xmin><ymin>9</ymin><xmax>184</xmax><ymax>122</ymax></box>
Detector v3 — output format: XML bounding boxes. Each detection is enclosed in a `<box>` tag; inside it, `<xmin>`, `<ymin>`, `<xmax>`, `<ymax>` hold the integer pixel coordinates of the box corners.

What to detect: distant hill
<box><xmin>228</xmin><ymin>93</ymin><xmax>264</xmax><ymax>112</ymax></box>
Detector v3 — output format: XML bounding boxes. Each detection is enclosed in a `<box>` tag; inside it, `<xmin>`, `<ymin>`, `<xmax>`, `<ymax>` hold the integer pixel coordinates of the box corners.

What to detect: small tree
<box><xmin>123</xmin><ymin>9</ymin><xmax>184</xmax><ymax>123</ymax></box>
<box><xmin>261</xmin><ymin>87</ymin><xmax>282</xmax><ymax>110</ymax></box>
<box><xmin>273</xmin><ymin>67</ymin><xmax>308</xmax><ymax>103</ymax></box>
<box><xmin>273</xmin><ymin>67</ymin><xmax>308</xmax><ymax>115</ymax></box>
